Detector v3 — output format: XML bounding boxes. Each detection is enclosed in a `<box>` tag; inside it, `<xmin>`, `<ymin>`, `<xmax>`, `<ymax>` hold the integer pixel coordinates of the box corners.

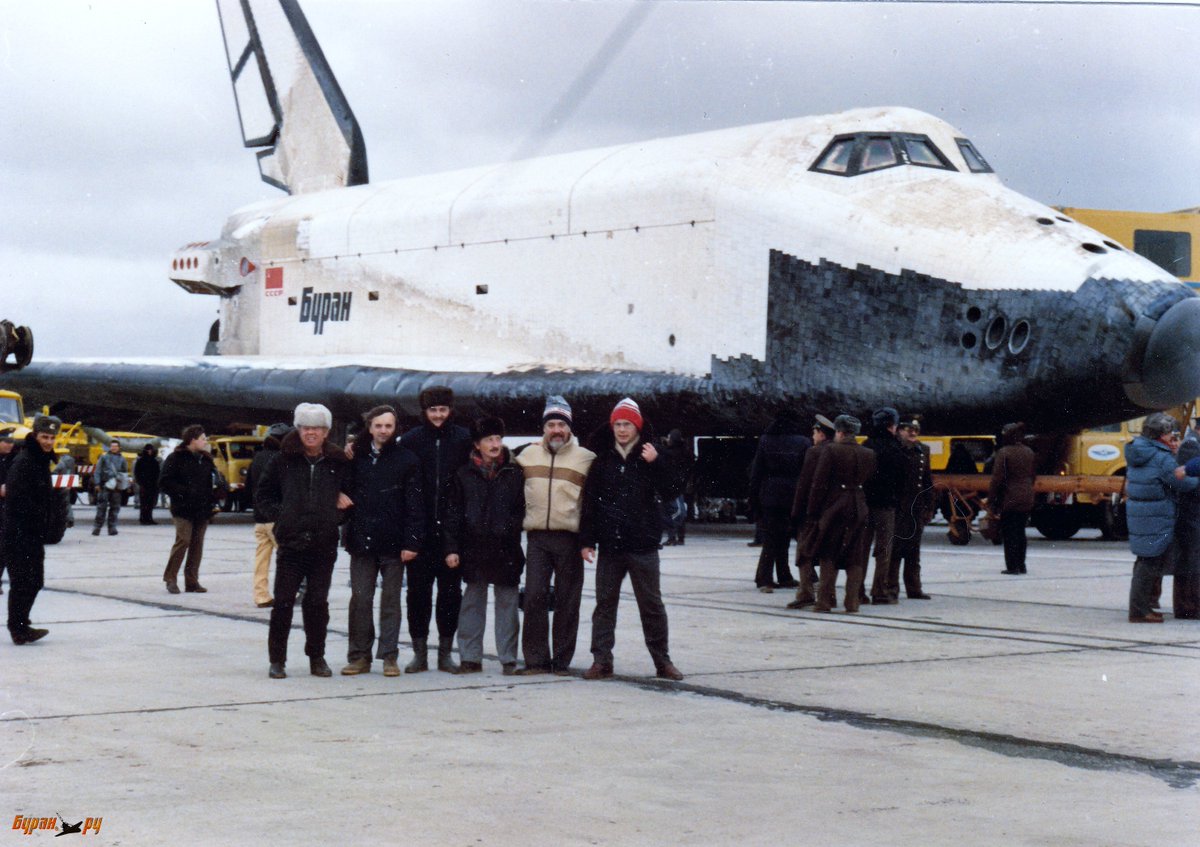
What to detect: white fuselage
<box><xmin>171</xmin><ymin>106</ymin><xmax>1173</xmax><ymax>374</ymax></box>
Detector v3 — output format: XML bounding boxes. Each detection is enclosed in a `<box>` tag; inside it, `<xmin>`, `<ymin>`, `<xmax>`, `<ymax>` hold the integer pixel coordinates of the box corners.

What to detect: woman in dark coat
<box><xmin>444</xmin><ymin>417</ymin><xmax>525</xmax><ymax>675</ymax></box>
<box><xmin>134</xmin><ymin>443</ymin><xmax>161</xmax><ymax>525</ymax></box>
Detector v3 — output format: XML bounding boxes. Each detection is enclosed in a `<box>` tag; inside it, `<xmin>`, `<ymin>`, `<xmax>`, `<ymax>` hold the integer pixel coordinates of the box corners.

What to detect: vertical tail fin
<box><xmin>216</xmin><ymin>0</ymin><xmax>368</xmax><ymax>194</ymax></box>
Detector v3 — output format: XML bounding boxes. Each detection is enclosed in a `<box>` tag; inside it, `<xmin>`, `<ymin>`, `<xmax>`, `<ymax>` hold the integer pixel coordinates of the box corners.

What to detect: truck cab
<box><xmin>210</xmin><ymin>435</ymin><xmax>264</xmax><ymax>511</ymax></box>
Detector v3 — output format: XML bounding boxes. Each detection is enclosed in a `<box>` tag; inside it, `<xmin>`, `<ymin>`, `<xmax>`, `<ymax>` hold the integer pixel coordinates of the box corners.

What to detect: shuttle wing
<box><xmin>4</xmin><ymin>357</ymin><xmax>727</xmax><ymax>436</ymax></box>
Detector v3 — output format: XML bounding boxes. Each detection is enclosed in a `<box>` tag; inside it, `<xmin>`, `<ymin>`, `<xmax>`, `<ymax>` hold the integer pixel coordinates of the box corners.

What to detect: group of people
<box><xmin>748</xmin><ymin>407</ymin><xmax>939</xmax><ymax>612</ymax></box>
<box><xmin>246</xmin><ymin>389</ymin><xmax>685</xmax><ymax>682</ymax></box>
<box><xmin>9</xmin><ymin>398</ymin><xmax>1192</xmax><ymax>649</ymax></box>
<box><xmin>1125</xmin><ymin>411</ymin><xmax>1200</xmax><ymax>622</ymax></box>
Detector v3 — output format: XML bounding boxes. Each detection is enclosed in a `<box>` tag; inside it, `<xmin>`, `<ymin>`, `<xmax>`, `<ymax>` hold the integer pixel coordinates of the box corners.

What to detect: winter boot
<box><xmin>437</xmin><ymin>639</ymin><xmax>460</xmax><ymax>673</ymax></box>
<box><xmin>404</xmin><ymin>638</ymin><xmax>429</xmax><ymax>674</ymax></box>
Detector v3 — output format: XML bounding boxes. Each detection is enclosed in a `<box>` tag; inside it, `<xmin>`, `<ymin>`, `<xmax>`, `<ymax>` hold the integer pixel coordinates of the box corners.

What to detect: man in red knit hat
<box><xmin>579</xmin><ymin>397</ymin><xmax>684</xmax><ymax>681</ymax></box>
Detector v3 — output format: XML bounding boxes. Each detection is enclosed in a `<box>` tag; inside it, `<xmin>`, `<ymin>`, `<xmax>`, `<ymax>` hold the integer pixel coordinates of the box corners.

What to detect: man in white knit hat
<box><xmin>256</xmin><ymin>403</ymin><xmax>353</xmax><ymax>679</ymax></box>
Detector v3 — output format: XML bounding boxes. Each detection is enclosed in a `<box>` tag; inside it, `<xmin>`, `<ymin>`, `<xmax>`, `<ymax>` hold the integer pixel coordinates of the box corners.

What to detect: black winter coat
<box><xmin>579</xmin><ymin>425</ymin><xmax>679</xmax><ymax>554</ymax></box>
<box><xmin>749</xmin><ymin>426</ymin><xmax>812</xmax><ymax>514</ymax></box>
<box><xmin>255</xmin><ymin>430</ymin><xmax>351</xmax><ymax>555</ymax></box>
<box><xmin>246</xmin><ymin>444</ymin><xmax>281</xmax><ymax>523</ymax></box>
<box><xmin>863</xmin><ymin>431</ymin><xmax>907</xmax><ymax>509</ymax></box>
<box><xmin>134</xmin><ymin>454</ymin><xmax>160</xmax><ymax>489</ymax></box>
<box><xmin>0</xmin><ymin>450</ymin><xmax>14</xmax><ymax>531</ymax></box>
<box><xmin>159</xmin><ymin>446</ymin><xmax>219</xmax><ymax>522</ymax></box>
<box><xmin>2</xmin><ymin>434</ymin><xmax>57</xmax><ymax>552</ymax></box>
<box><xmin>345</xmin><ymin>435</ymin><xmax>425</xmax><ymax>556</ymax></box>
<box><xmin>443</xmin><ymin>450</ymin><xmax>526</xmax><ymax>586</ymax></box>
<box><xmin>399</xmin><ymin>420</ymin><xmax>473</xmax><ymax>549</ymax></box>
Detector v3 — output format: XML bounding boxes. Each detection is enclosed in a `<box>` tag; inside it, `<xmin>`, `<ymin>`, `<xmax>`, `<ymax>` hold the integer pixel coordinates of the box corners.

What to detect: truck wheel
<box><xmin>1100</xmin><ymin>499</ymin><xmax>1128</xmax><ymax>541</ymax></box>
<box><xmin>947</xmin><ymin>519</ymin><xmax>971</xmax><ymax>546</ymax></box>
<box><xmin>1032</xmin><ymin>508</ymin><xmax>1082</xmax><ymax>540</ymax></box>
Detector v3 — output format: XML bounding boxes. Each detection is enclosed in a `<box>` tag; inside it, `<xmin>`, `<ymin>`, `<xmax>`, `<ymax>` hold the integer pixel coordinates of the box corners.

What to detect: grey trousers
<box><xmin>458</xmin><ymin>580</ymin><xmax>519</xmax><ymax>665</ymax></box>
<box><xmin>93</xmin><ymin>490</ymin><xmax>122</xmax><ymax>531</ymax></box>
<box><xmin>521</xmin><ymin>531</ymin><xmax>584</xmax><ymax>671</ymax></box>
<box><xmin>590</xmin><ymin>549</ymin><xmax>671</xmax><ymax>669</ymax></box>
<box><xmin>347</xmin><ymin>553</ymin><xmax>404</xmax><ymax>662</ymax></box>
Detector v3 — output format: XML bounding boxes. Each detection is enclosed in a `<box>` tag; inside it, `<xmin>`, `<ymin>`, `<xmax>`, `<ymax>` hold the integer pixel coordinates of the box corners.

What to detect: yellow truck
<box><xmin>0</xmin><ymin>388</ymin><xmax>24</xmax><ymax>433</ymax></box>
<box><xmin>210</xmin><ymin>435</ymin><xmax>264</xmax><ymax>511</ymax></box>
<box><xmin>1056</xmin><ymin>206</ymin><xmax>1198</xmax><ymax>286</ymax></box>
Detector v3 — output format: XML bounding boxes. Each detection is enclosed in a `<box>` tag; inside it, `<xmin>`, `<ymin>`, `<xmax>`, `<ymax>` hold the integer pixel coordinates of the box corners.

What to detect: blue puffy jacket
<box><xmin>1125</xmin><ymin>436</ymin><xmax>1198</xmax><ymax>557</ymax></box>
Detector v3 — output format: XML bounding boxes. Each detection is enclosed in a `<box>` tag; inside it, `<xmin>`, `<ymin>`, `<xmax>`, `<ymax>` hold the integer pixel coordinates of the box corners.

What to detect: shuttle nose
<box><xmin>1136</xmin><ymin>297</ymin><xmax>1200</xmax><ymax>408</ymax></box>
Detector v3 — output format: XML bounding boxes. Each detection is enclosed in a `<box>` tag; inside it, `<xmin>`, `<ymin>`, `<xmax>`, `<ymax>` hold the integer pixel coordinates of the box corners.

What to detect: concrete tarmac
<box><xmin>2</xmin><ymin>506</ymin><xmax>1198</xmax><ymax>845</ymax></box>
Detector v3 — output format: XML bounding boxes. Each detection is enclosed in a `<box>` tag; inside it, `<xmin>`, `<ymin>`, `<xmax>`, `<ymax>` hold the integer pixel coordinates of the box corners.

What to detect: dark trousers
<box><xmin>1131</xmin><ymin>548</ymin><xmax>1173</xmax><ymax>618</ymax></box>
<box><xmin>406</xmin><ymin>548</ymin><xmax>462</xmax><ymax>642</ymax></box>
<box><xmin>6</xmin><ymin>542</ymin><xmax>44</xmax><ymax>635</ymax></box>
<box><xmin>347</xmin><ymin>553</ymin><xmax>404</xmax><ymax>662</ymax></box>
<box><xmin>522</xmin><ymin>530</ymin><xmax>584</xmax><ymax>671</ymax></box>
<box><xmin>754</xmin><ymin>509</ymin><xmax>794</xmax><ymax>587</ymax></box>
<box><xmin>1174</xmin><ymin>571</ymin><xmax>1200</xmax><ymax>618</ymax></box>
<box><xmin>139</xmin><ymin>484</ymin><xmax>158</xmax><ymax>523</ymax></box>
<box><xmin>1000</xmin><ymin>511</ymin><xmax>1029</xmax><ymax>573</ymax></box>
<box><xmin>890</xmin><ymin>522</ymin><xmax>926</xmax><ymax>597</ymax></box>
<box><xmin>868</xmin><ymin>506</ymin><xmax>897</xmax><ymax>600</ymax></box>
<box><xmin>268</xmin><ymin>546</ymin><xmax>337</xmax><ymax>664</ymax></box>
<box><xmin>591</xmin><ymin>549</ymin><xmax>671</xmax><ymax>669</ymax></box>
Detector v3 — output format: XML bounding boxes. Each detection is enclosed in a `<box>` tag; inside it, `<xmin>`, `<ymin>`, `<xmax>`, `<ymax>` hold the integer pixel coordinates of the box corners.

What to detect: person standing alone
<box><xmin>988</xmin><ymin>422</ymin><xmax>1037</xmax><ymax>576</ymax></box>
<box><xmin>159</xmin><ymin>426</ymin><xmax>219</xmax><ymax>594</ymax></box>
<box><xmin>134</xmin><ymin>443</ymin><xmax>161</xmax><ymax>526</ymax></box>
<box><xmin>92</xmin><ymin>439</ymin><xmax>127</xmax><ymax>536</ymax></box>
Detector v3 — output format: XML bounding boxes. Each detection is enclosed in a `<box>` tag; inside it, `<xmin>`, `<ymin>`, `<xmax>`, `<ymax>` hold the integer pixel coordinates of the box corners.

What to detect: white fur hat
<box><xmin>294</xmin><ymin>403</ymin><xmax>332</xmax><ymax>429</ymax></box>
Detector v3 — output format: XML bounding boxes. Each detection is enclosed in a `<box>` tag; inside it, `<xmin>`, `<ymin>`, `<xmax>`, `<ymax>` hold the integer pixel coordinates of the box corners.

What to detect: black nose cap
<box><xmin>1138</xmin><ymin>297</ymin><xmax>1200</xmax><ymax>407</ymax></box>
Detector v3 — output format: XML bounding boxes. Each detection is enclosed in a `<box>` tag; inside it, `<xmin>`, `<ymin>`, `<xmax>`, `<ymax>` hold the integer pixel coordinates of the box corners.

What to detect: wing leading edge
<box><xmin>3</xmin><ymin>358</ymin><xmax>737</xmax><ymax>436</ymax></box>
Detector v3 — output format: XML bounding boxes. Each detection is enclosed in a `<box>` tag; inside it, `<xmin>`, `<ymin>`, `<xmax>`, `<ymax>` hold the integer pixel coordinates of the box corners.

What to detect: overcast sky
<box><xmin>1</xmin><ymin>0</ymin><xmax>1196</xmax><ymax>358</ymax></box>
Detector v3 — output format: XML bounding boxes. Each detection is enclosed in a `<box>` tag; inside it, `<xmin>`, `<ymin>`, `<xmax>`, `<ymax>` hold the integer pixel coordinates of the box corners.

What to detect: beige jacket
<box><xmin>516</xmin><ymin>436</ymin><xmax>596</xmax><ymax>533</ymax></box>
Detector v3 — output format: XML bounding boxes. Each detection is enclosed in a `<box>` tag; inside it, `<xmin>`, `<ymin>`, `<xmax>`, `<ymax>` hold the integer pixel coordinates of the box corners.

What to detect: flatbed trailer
<box><xmin>933</xmin><ymin>473</ymin><xmax>1126</xmax><ymax>544</ymax></box>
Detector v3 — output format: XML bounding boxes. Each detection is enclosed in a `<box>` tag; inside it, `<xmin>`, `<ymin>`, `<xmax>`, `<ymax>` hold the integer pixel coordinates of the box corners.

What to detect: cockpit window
<box><xmin>904</xmin><ymin>136</ymin><xmax>953</xmax><ymax>169</ymax></box>
<box><xmin>813</xmin><ymin>138</ymin><xmax>855</xmax><ymax>174</ymax></box>
<box><xmin>810</xmin><ymin>132</ymin><xmax>958</xmax><ymax>177</ymax></box>
<box><xmin>860</xmin><ymin>137</ymin><xmax>899</xmax><ymax>172</ymax></box>
<box><xmin>955</xmin><ymin>138</ymin><xmax>993</xmax><ymax>173</ymax></box>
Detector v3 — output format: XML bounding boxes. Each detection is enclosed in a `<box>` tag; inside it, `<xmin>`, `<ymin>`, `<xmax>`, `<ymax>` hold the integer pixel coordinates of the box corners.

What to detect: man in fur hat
<box><xmin>444</xmin><ymin>416</ymin><xmax>526</xmax><ymax>675</ymax></box>
<box><xmin>579</xmin><ymin>398</ymin><xmax>684</xmax><ymax>681</ymax></box>
<box><xmin>399</xmin><ymin>386</ymin><xmax>473</xmax><ymax>673</ymax></box>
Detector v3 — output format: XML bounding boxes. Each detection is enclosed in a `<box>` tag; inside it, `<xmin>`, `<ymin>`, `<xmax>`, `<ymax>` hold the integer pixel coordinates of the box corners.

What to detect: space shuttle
<box><xmin>4</xmin><ymin>0</ymin><xmax>1199</xmax><ymax>436</ymax></box>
